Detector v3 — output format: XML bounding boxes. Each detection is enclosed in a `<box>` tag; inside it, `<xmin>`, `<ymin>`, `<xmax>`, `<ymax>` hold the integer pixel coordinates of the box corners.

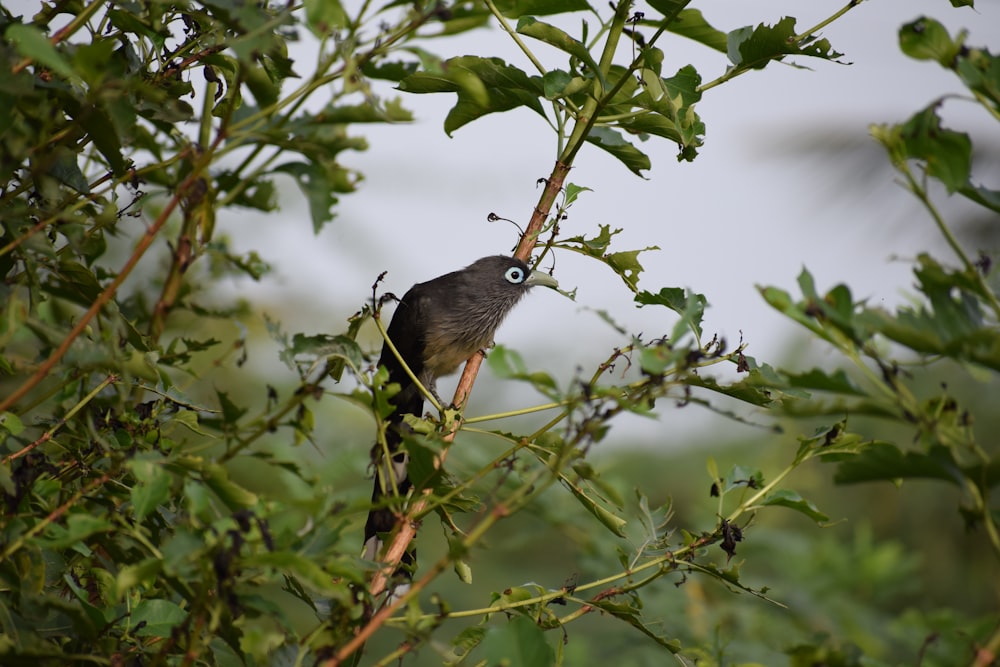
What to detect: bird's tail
<box><xmin>362</xmin><ymin>390</ymin><xmax>422</xmax><ymax>602</ymax></box>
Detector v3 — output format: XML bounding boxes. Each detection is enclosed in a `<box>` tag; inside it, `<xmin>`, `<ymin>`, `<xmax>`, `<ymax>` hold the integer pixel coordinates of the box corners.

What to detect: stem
<box><xmin>898</xmin><ymin>163</ymin><xmax>1000</xmax><ymax>320</ymax></box>
<box><xmin>483</xmin><ymin>0</ymin><xmax>547</xmax><ymax>76</ymax></box>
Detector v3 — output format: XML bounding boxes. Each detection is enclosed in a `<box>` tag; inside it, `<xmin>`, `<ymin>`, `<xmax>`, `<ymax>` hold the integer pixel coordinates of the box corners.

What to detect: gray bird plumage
<box><xmin>363</xmin><ymin>255</ymin><xmax>558</xmax><ymax>593</ymax></box>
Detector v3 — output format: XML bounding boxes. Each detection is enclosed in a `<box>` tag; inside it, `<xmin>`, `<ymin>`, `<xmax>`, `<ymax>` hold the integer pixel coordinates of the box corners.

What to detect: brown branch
<box><xmin>350</xmin><ymin>159</ymin><xmax>574</xmax><ymax>667</ymax></box>
<box><xmin>0</xmin><ymin>135</ymin><xmax>225</xmax><ymax>415</ymax></box>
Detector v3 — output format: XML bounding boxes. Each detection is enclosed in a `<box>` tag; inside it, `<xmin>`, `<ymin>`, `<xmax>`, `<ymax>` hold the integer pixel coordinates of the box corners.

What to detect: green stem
<box><xmin>898</xmin><ymin>162</ymin><xmax>1000</xmax><ymax>320</ymax></box>
<box><xmin>484</xmin><ymin>0</ymin><xmax>547</xmax><ymax>76</ymax></box>
<box><xmin>371</xmin><ymin>311</ymin><xmax>443</xmax><ymax>413</ymax></box>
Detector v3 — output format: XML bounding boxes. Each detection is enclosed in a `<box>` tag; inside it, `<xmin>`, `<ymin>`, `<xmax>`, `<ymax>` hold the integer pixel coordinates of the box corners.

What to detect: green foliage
<box><xmin>0</xmin><ymin>1</ymin><xmax>996</xmax><ymax>666</ymax></box>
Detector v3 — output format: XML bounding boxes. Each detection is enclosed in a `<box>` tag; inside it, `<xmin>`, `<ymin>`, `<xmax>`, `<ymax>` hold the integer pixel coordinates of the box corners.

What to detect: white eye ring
<box><xmin>504</xmin><ymin>267</ymin><xmax>525</xmax><ymax>284</ymax></box>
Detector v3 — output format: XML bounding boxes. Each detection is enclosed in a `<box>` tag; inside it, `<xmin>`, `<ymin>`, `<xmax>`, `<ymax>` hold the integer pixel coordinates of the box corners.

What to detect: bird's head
<box><xmin>465</xmin><ymin>255</ymin><xmax>559</xmax><ymax>293</ymax></box>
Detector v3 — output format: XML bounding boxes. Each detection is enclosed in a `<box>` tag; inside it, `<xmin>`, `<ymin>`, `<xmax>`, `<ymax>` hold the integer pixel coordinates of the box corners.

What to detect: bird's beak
<box><xmin>526</xmin><ymin>270</ymin><xmax>559</xmax><ymax>290</ymax></box>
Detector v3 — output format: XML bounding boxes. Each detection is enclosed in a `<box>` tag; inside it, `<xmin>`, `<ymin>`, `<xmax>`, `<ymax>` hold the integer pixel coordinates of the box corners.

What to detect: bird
<box><xmin>362</xmin><ymin>255</ymin><xmax>559</xmax><ymax>597</ymax></box>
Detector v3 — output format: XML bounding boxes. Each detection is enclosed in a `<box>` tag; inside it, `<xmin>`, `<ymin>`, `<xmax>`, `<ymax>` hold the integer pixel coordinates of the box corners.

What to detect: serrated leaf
<box><xmin>727</xmin><ymin>17</ymin><xmax>844</xmax><ymax>70</ymax></box>
<box><xmin>896</xmin><ymin>106</ymin><xmax>972</xmax><ymax>192</ymax></box>
<box><xmin>635</xmin><ymin>286</ymin><xmax>706</xmax><ymax>340</ymax></box>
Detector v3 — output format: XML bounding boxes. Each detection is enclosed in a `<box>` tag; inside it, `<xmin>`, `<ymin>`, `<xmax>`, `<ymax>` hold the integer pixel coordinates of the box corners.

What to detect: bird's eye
<box><xmin>504</xmin><ymin>267</ymin><xmax>525</xmax><ymax>284</ymax></box>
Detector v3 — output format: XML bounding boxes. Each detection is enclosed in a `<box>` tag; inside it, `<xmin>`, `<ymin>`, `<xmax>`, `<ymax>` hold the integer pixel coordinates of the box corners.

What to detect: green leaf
<box><xmin>225</xmin><ymin>455</ymin><xmax>313</xmax><ymax>503</ymax></box>
<box><xmin>834</xmin><ymin>443</ymin><xmax>963</xmax><ymax>486</ymax></box>
<box><xmin>585</xmin><ymin>127</ymin><xmax>651</xmax><ymax>177</ymax></box>
<box><xmin>36</xmin><ymin>513</ymin><xmax>113</xmax><ymax>549</ymax></box>
<box><xmin>5</xmin><ymin>23</ymin><xmax>78</xmax><ymax>81</ymax></box>
<box><xmin>273</xmin><ymin>161</ymin><xmax>342</xmax><ymax>233</ymax></box>
<box><xmin>0</xmin><ymin>411</ymin><xmax>25</xmax><ymax>437</ymax></box>
<box><xmin>899</xmin><ymin>17</ymin><xmax>962</xmax><ymax>66</ymax></box>
<box><xmin>852</xmin><ymin>255</ymin><xmax>1000</xmax><ymax>371</ymax></box>
<box><xmin>129</xmin><ymin>456</ymin><xmax>172</xmax><ymax>520</ymax></box>
<box><xmin>131</xmin><ymin>599</ymin><xmax>188</xmax><ymax>638</ymax></box>
<box><xmin>493</xmin><ymin>0</ymin><xmax>592</xmax><ymax>18</ymax></box>
<box><xmin>784</xmin><ymin>368</ymin><xmax>864</xmax><ymax>396</ymax></box>
<box><xmin>244</xmin><ymin>551</ymin><xmax>360</xmax><ymax>592</ymax></box>
<box><xmin>70</xmin><ymin>103</ymin><xmax>128</xmax><ymax>176</ymax></box>
<box><xmin>46</xmin><ymin>147</ymin><xmax>91</xmax><ymax>194</ymax></box>
<box><xmin>516</xmin><ymin>17</ymin><xmax>604</xmax><ymax>90</ymax></box>
<box><xmin>645</xmin><ymin>0</ymin><xmax>690</xmax><ymax>19</ymax></box>
<box><xmin>562</xmin><ymin>475</ymin><xmax>628</xmax><ymax>537</ymax></box>
<box><xmin>958</xmin><ymin>182</ymin><xmax>1000</xmax><ymax>215</ymax></box>
<box><xmin>317</xmin><ymin>99</ymin><xmax>414</xmax><ymax>123</ymax></box>
<box><xmin>898</xmin><ymin>106</ymin><xmax>972</xmax><ymax>192</ymax></box>
<box><xmin>399</xmin><ymin>56</ymin><xmax>546</xmax><ymax>135</ymax></box>
<box><xmin>727</xmin><ymin>17</ymin><xmax>844</xmax><ymax>70</ymax></box>
<box><xmin>760</xmin><ymin>489</ymin><xmax>830</xmax><ymax>523</ymax></box>
<box><xmin>955</xmin><ymin>46</ymin><xmax>1000</xmax><ymax>112</ymax></box>
<box><xmin>202</xmin><ymin>462</ymin><xmax>258</xmax><ymax>510</ymax></box>
<box><xmin>482</xmin><ymin>616</ymin><xmax>554</xmax><ymax>667</ymax></box>
<box><xmin>278</xmin><ymin>332</ymin><xmax>364</xmax><ymax>378</ymax></box>
<box><xmin>635</xmin><ymin>287</ymin><xmax>706</xmax><ymax>340</ymax></box>
<box><xmin>215</xmin><ymin>390</ymin><xmax>248</xmax><ymax>425</ymax></box>
<box><xmin>588</xmin><ymin>597</ymin><xmax>683</xmax><ymax>652</ymax></box>
<box><xmin>663</xmin><ymin>8</ymin><xmax>727</xmax><ymax>53</ymax></box>
<box><xmin>563</xmin><ymin>182</ymin><xmax>592</xmax><ymax>207</ymax></box>
<box><xmin>451</xmin><ymin>626</ymin><xmax>487</xmax><ymax>664</ymax></box>
<box><xmin>686</xmin><ymin>374</ymin><xmax>776</xmax><ymax>407</ymax></box>
<box><xmin>486</xmin><ymin>345</ymin><xmax>560</xmax><ymax>397</ymax></box>
<box><xmin>303</xmin><ymin>0</ymin><xmax>346</xmax><ymax>35</ymax></box>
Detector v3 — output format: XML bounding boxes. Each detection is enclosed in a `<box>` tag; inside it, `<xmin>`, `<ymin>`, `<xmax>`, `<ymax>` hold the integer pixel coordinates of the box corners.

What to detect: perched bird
<box><xmin>363</xmin><ymin>255</ymin><xmax>559</xmax><ymax>592</ymax></box>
